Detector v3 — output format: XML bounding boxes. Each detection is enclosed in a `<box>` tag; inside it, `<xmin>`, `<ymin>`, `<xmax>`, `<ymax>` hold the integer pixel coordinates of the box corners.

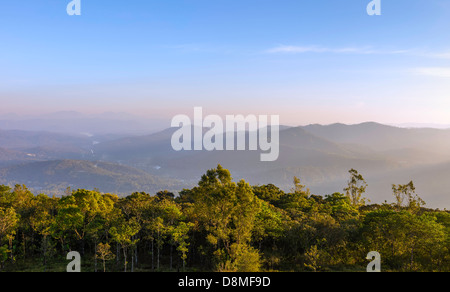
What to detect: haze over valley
<box><xmin>1</xmin><ymin>113</ymin><xmax>449</xmax><ymax>209</ymax></box>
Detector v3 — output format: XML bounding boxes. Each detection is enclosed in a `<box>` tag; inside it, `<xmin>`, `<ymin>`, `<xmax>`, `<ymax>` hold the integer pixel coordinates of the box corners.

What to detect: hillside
<box><xmin>93</xmin><ymin>125</ymin><xmax>398</xmax><ymax>177</ymax></box>
<box><xmin>1</xmin><ymin>123</ymin><xmax>450</xmax><ymax>208</ymax></box>
<box><xmin>0</xmin><ymin>128</ymin><xmax>140</xmax><ymax>161</ymax></box>
<box><xmin>0</xmin><ymin>160</ymin><xmax>184</xmax><ymax>196</ymax></box>
<box><xmin>0</xmin><ymin>147</ymin><xmax>39</xmax><ymax>167</ymax></box>
<box><xmin>0</xmin><ymin>129</ymin><xmax>92</xmax><ymax>150</ymax></box>
<box><xmin>303</xmin><ymin>122</ymin><xmax>450</xmax><ymax>155</ymax></box>
<box><xmin>90</xmin><ymin>123</ymin><xmax>450</xmax><ymax>208</ymax></box>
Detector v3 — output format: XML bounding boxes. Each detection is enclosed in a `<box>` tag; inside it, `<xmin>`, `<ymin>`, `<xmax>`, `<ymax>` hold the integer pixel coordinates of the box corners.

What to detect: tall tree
<box><xmin>0</xmin><ymin>207</ymin><xmax>19</xmax><ymax>268</ymax></box>
<box><xmin>392</xmin><ymin>181</ymin><xmax>425</xmax><ymax>212</ymax></box>
<box><xmin>109</xmin><ymin>216</ymin><xmax>140</xmax><ymax>272</ymax></box>
<box><xmin>188</xmin><ymin>165</ymin><xmax>262</xmax><ymax>271</ymax></box>
<box><xmin>96</xmin><ymin>242</ymin><xmax>115</xmax><ymax>272</ymax></box>
<box><xmin>171</xmin><ymin>221</ymin><xmax>194</xmax><ymax>270</ymax></box>
<box><xmin>344</xmin><ymin>169</ymin><xmax>368</xmax><ymax>207</ymax></box>
<box><xmin>29</xmin><ymin>194</ymin><xmax>57</xmax><ymax>270</ymax></box>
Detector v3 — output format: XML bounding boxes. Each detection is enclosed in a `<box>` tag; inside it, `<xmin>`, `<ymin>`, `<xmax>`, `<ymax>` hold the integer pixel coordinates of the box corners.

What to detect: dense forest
<box><xmin>0</xmin><ymin>165</ymin><xmax>448</xmax><ymax>272</ymax></box>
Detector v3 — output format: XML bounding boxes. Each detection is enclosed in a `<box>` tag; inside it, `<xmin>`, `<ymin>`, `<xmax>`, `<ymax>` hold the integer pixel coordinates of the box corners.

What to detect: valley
<box><xmin>0</xmin><ymin>121</ymin><xmax>449</xmax><ymax>208</ymax></box>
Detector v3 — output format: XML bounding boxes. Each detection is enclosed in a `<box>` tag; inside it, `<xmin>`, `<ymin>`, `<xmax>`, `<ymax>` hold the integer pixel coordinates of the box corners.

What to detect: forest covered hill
<box><xmin>0</xmin><ymin>165</ymin><xmax>448</xmax><ymax>272</ymax></box>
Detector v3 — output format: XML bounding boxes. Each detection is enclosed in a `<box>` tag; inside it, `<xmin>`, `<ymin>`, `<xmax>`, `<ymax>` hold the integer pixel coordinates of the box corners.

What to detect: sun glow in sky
<box><xmin>1</xmin><ymin>0</ymin><xmax>450</xmax><ymax>126</ymax></box>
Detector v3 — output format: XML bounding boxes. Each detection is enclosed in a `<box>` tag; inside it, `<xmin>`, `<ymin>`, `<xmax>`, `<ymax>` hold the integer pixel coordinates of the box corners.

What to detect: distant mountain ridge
<box><xmin>303</xmin><ymin>122</ymin><xmax>450</xmax><ymax>153</ymax></box>
<box><xmin>0</xmin><ymin>122</ymin><xmax>449</xmax><ymax>208</ymax></box>
<box><xmin>90</xmin><ymin>122</ymin><xmax>450</xmax><ymax>208</ymax></box>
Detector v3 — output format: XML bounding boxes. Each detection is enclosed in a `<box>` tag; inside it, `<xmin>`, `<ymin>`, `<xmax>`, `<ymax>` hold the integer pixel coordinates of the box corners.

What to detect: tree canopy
<box><xmin>0</xmin><ymin>165</ymin><xmax>448</xmax><ymax>272</ymax></box>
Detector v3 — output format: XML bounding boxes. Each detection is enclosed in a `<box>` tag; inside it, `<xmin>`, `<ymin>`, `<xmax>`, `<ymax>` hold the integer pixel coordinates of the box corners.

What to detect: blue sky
<box><xmin>1</xmin><ymin>0</ymin><xmax>450</xmax><ymax>126</ymax></box>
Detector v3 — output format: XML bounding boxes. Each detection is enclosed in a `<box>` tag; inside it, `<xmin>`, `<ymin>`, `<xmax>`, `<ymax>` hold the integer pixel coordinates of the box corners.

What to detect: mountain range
<box><xmin>0</xmin><ymin>122</ymin><xmax>449</xmax><ymax>208</ymax></box>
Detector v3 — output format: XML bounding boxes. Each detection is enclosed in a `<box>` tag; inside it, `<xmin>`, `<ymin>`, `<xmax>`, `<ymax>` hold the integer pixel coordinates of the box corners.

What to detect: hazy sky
<box><xmin>1</xmin><ymin>0</ymin><xmax>450</xmax><ymax>126</ymax></box>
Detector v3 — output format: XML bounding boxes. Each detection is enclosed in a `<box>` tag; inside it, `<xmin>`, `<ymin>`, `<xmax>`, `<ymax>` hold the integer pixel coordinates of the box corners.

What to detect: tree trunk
<box><xmin>123</xmin><ymin>247</ymin><xmax>127</xmax><ymax>272</ymax></box>
<box><xmin>43</xmin><ymin>236</ymin><xmax>47</xmax><ymax>272</ymax></box>
<box><xmin>135</xmin><ymin>244</ymin><xmax>138</xmax><ymax>270</ymax></box>
<box><xmin>9</xmin><ymin>237</ymin><xmax>13</xmax><ymax>264</ymax></box>
<box><xmin>157</xmin><ymin>230</ymin><xmax>160</xmax><ymax>270</ymax></box>
<box><xmin>151</xmin><ymin>239</ymin><xmax>154</xmax><ymax>270</ymax></box>
<box><xmin>94</xmin><ymin>242</ymin><xmax>98</xmax><ymax>272</ymax></box>
<box><xmin>22</xmin><ymin>232</ymin><xmax>26</xmax><ymax>261</ymax></box>
<box><xmin>170</xmin><ymin>245</ymin><xmax>173</xmax><ymax>271</ymax></box>
<box><xmin>157</xmin><ymin>245</ymin><xmax>160</xmax><ymax>270</ymax></box>
<box><xmin>131</xmin><ymin>246</ymin><xmax>134</xmax><ymax>272</ymax></box>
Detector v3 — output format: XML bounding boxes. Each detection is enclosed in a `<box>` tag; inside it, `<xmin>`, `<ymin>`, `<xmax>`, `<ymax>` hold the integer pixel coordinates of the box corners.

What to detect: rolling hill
<box><xmin>90</xmin><ymin>123</ymin><xmax>450</xmax><ymax>208</ymax></box>
<box><xmin>0</xmin><ymin>160</ymin><xmax>184</xmax><ymax>196</ymax></box>
<box><xmin>303</xmin><ymin>122</ymin><xmax>450</xmax><ymax>155</ymax></box>
<box><xmin>0</xmin><ymin>147</ymin><xmax>39</xmax><ymax>167</ymax></box>
<box><xmin>1</xmin><ymin>123</ymin><xmax>449</xmax><ymax>208</ymax></box>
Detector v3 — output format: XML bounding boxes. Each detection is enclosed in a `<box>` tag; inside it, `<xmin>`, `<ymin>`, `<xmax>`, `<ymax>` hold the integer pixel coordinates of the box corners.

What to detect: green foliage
<box><xmin>325</xmin><ymin>193</ymin><xmax>359</xmax><ymax>221</ymax></box>
<box><xmin>96</xmin><ymin>242</ymin><xmax>115</xmax><ymax>272</ymax></box>
<box><xmin>392</xmin><ymin>181</ymin><xmax>425</xmax><ymax>212</ymax></box>
<box><xmin>344</xmin><ymin>169</ymin><xmax>368</xmax><ymax>207</ymax></box>
<box><xmin>304</xmin><ymin>245</ymin><xmax>321</xmax><ymax>272</ymax></box>
<box><xmin>0</xmin><ymin>166</ymin><xmax>448</xmax><ymax>272</ymax></box>
<box><xmin>185</xmin><ymin>165</ymin><xmax>262</xmax><ymax>271</ymax></box>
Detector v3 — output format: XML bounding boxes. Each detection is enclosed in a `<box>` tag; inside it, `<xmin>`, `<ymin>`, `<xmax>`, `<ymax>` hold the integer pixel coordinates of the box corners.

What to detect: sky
<box><xmin>1</xmin><ymin>0</ymin><xmax>450</xmax><ymax>126</ymax></box>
